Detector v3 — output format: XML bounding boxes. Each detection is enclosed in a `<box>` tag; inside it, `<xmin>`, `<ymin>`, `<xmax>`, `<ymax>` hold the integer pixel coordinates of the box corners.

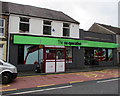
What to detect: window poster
<box><xmin>94</xmin><ymin>48</ymin><xmax>106</xmax><ymax>61</ymax></box>
<box><xmin>24</xmin><ymin>45</ymin><xmax>39</xmax><ymax>64</ymax></box>
<box><xmin>108</xmin><ymin>49</ymin><xmax>113</xmax><ymax>61</ymax></box>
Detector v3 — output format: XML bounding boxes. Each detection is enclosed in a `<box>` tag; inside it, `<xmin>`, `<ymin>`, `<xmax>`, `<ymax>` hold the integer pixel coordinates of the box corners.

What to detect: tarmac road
<box><xmin>6</xmin><ymin>78</ymin><xmax>120</xmax><ymax>95</ymax></box>
<box><xmin>30</xmin><ymin>78</ymin><xmax>120</xmax><ymax>94</ymax></box>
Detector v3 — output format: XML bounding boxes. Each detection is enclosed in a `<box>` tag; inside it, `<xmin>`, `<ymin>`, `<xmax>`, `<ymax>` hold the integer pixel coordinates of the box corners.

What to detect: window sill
<box><xmin>19</xmin><ymin>31</ymin><xmax>29</xmax><ymax>33</ymax></box>
<box><xmin>43</xmin><ymin>34</ymin><xmax>51</xmax><ymax>36</ymax></box>
<box><xmin>62</xmin><ymin>36</ymin><xmax>70</xmax><ymax>38</ymax></box>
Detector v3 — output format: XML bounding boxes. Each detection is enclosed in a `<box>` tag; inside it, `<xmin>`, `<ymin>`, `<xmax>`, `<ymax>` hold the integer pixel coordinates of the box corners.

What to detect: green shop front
<box><xmin>9</xmin><ymin>34</ymin><xmax>118</xmax><ymax>72</ymax></box>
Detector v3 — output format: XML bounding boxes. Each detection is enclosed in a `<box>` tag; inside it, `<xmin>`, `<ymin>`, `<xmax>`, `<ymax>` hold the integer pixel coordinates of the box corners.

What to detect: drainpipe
<box><xmin>7</xmin><ymin>33</ymin><xmax>10</xmax><ymax>62</ymax></box>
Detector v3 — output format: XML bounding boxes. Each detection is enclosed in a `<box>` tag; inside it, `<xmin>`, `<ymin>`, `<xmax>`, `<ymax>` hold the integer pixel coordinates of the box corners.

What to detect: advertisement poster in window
<box><xmin>108</xmin><ymin>49</ymin><xmax>113</xmax><ymax>61</ymax></box>
<box><xmin>24</xmin><ymin>45</ymin><xmax>42</xmax><ymax>64</ymax></box>
<box><xmin>94</xmin><ymin>49</ymin><xmax>106</xmax><ymax>61</ymax></box>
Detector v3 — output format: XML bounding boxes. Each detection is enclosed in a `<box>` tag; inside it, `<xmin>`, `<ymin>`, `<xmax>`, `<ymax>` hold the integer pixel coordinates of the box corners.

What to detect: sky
<box><xmin>1</xmin><ymin>0</ymin><xmax>119</xmax><ymax>30</ymax></box>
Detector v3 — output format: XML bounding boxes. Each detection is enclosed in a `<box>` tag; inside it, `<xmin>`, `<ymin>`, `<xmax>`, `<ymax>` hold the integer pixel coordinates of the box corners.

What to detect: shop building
<box><xmin>10</xmin><ymin>32</ymin><xmax>118</xmax><ymax>72</ymax></box>
<box><xmin>1</xmin><ymin>1</ymin><xmax>118</xmax><ymax>73</ymax></box>
<box><xmin>80</xmin><ymin>29</ymin><xmax>118</xmax><ymax>67</ymax></box>
<box><xmin>89</xmin><ymin>23</ymin><xmax>120</xmax><ymax>64</ymax></box>
<box><xmin>0</xmin><ymin>2</ymin><xmax>8</xmax><ymax>61</ymax></box>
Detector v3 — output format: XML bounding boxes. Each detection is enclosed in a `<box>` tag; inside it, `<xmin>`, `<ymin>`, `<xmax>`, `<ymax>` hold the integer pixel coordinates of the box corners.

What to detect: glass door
<box><xmin>56</xmin><ymin>49</ymin><xmax>65</xmax><ymax>72</ymax></box>
<box><xmin>45</xmin><ymin>48</ymin><xmax>56</xmax><ymax>73</ymax></box>
<box><xmin>44</xmin><ymin>47</ymin><xmax>66</xmax><ymax>73</ymax></box>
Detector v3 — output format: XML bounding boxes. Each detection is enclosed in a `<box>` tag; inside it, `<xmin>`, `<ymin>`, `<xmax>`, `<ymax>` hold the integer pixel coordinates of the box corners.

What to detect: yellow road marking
<box><xmin>17</xmin><ymin>75</ymin><xmax>41</xmax><ymax>78</ymax></box>
<box><xmin>94</xmin><ymin>78</ymin><xmax>102</xmax><ymax>80</ymax></box>
<box><xmin>0</xmin><ymin>85</ymin><xmax>11</xmax><ymax>88</ymax></box>
<box><xmin>0</xmin><ymin>88</ymin><xmax>17</xmax><ymax>92</ymax></box>
<box><xmin>37</xmin><ymin>84</ymin><xmax>55</xmax><ymax>87</ymax></box>
<box><xmin>83</xmin><ymin>73</ymin><xmax>98</xmax><ymax>78</ymax></box>
<box><xmin>70</xmin><ymin>80</ymin><xmax>83</xmax><ymax>83</ymax></box>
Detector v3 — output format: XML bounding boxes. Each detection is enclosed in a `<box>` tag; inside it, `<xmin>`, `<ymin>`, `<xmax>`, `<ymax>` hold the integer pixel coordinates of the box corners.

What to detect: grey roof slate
<box><xmin>1</xmin><ymin>1</ymin><xmax>79</xmax><ymax>24</ymax></box>
<box><xmin>97</xmin><ymin>23</ymin><xmax>120</xmax><ymax>35</ymax></box>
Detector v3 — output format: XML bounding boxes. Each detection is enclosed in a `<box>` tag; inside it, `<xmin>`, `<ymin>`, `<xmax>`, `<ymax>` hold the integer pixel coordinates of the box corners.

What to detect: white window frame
<box><xmin>43</xmin><ymin>20</ymin><xmax>52</xmax><ymax>35</ymax></box>
<box><xmin>0</xmin><ymin>18</ymin><xmax>5</xmax><ymax>37</ymax></box>
<box><xmin>63</xmin><ymin>23</ymin><xmax>70</xmax><ymax>37</ymax></box>
<box><xmin>19</xmin><ymin>17</ymin><xmax>30</xmax><ymax>33</ymax></box>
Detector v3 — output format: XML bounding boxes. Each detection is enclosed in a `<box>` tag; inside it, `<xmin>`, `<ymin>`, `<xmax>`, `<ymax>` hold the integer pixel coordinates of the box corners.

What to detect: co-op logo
<box><xmin>58</xmin><ymin>40</ymin><xmax>81</xmax><ymax>45</ymax></box>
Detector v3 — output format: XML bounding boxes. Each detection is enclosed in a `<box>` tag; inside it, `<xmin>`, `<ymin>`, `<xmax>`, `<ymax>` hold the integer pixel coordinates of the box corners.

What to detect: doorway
<box><xmin>84</xmin><ymin>48</ymin><xmax>94</xmax><ymax>65</ymax></box>
<box><xmin>44</xmin><ymin>47</ymin><xmax>66</xmax><ymax>73</ymax></box>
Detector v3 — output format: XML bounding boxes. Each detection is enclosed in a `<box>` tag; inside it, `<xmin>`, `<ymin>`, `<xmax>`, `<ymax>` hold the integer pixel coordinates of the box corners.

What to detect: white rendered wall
<box><xmin>51</xmin><ymin>21</ymin><xmax>79</xmax><ymax>38</ymax></box>
<box><xmin>9</xmin><ymin>15</ymin><xmax>19</xmax><ymax>33</ymax></box>
<box><xmin>70</xmin><ymin>23</ymin><xmax>79</xmax><ymax>38</ymax></box>
<box><xmin>29</xmin><ymin>18</ymin><xmax>43</xmax><ymax>35</ymax></box>
<box><xmin>51</xmin><ymin>21</ymin><xmax>62</xmax><ymax>37</ymax></box>
<box><xmin>9</xmin><ymin>15</ymin><xmax>79</xmax><ymax>39</ymax></box>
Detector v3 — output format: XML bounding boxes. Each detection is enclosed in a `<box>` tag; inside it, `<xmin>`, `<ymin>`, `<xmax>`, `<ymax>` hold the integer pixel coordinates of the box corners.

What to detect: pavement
<box><xmin>17</xmin><ymin>65</ymin><xmax>119</xmax><ymax>76</ymax></box>
<box><xmin>0</xmin><ymin>65</ymin><xmax>120</xmax><ymax>95</ymax></box>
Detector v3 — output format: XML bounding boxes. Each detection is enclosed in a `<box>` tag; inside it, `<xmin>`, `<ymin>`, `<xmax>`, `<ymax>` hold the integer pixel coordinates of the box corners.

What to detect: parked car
<box><xmin>0</xmin><ymin>59</ymin><xmax>17</xmax><ymax>84</ymax></box>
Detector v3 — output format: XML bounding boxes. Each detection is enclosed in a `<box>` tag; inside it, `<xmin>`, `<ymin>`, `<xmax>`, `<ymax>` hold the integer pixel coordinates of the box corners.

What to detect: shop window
<box><xmin>0</xmin><ymin>18</ymin><xmax>5</xmax><ymax>37</ymax></box>
<box><xmin>94</xmin><ymin>48</ymin><xmax>106</xmax><ymax>61</ymax></box>
<box><xmin>63</xmin><ymin>23</ymin><xmax>70</xmax><ymax>37</ymax></box>
<box><xmin>66</xmin><ymin>47</ymin><xmax>72</xmax><ymax>63</ymax></box>
<box><xmin>108</xmin><ymin>49</ymin><xmax>113</xmax><ymax>61</ymax></box>
<box><xmin>18</xmin><ymin>45</ymin><xmax>43</xmax><ymax>64</ymax></box>
<box><xmin>24</xmin><ymin>45</ymin><xmax>40</xmax><ymax>64</ymax></box>
<box><xmin>18</xmin><ymin>45</ymin><xmax>24</xmax><ymax>64</ymax></box>
<box><xmin>19</xmin><ymin>17</ymin><xmax>29</xmax><ymax>33</ymax></box>
<box><xmin>43</xmin><ymin>20</ymin><xmax>51</xmax><ymax>35</ymax></box>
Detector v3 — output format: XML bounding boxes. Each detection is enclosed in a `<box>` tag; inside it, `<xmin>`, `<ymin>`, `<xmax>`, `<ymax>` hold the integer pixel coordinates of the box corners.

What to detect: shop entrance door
<box><xmin>44</xmin><ymin>47</ymin><xmax>66</xmax><ymax>73</ymax></box>
<box><xmin>85</xmin><ymin>48</ymin><xmax>94</xmax><ymax>65</ymax></box>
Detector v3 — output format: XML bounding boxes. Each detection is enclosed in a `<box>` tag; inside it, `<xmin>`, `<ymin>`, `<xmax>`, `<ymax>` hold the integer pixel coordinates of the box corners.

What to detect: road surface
<box><xmin>6</xmin><ymin>78</ymin><xmax>120</xmax><ymax>95</ymax></box>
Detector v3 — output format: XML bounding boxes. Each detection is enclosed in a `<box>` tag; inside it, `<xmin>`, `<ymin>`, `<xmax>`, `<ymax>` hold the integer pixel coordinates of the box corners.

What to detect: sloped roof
<box><xmin>1</xmin><ymin>1</ymin><xmax>79</xmax><ymax>24</ymax></box>
<box><xmin>97</xmin><ymin>23</ymin><xmax>120</xmax><ymax>35</ymax></box>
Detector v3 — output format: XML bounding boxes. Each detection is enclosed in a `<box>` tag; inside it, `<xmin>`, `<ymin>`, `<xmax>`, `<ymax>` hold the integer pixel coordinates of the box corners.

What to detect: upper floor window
<box><xmin>0</xmin><ymin>18</ymin><xmax>5</xmax><ymax>37</ymax></box>
<box><xmin>43</xmin><ymin>20</ymin><xmax>51</xmax><ymax>35</ymax></box>
<box><xmin>63</xmin><ymin>23</ymin><xmax>70</xmax><ymax>37</ymax></box>
<box><xmin>19</xmin><ymin>17</ymin><xmax>29</xmax><ymax>33</ymax></box>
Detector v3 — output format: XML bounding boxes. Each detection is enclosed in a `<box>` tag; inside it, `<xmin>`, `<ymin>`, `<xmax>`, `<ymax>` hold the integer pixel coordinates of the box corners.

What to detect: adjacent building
<box><xmin>89</xmin><ymin>23</ymin><xmax>120</xmax><ymax>64</ymax></box>
<box><xmin>80</xmin><ymin>29</ymin><xmax>117</xmax><ymax>67</ymax></box>
<box><xmin>0</xmin><ymin>1</ymin><xmax>118</xmax><ymax>73</ymax></box>
<box><xmin>0</xmin><ymin>2</ymin><xmax>8</xmax><ymax>61</ymax></box>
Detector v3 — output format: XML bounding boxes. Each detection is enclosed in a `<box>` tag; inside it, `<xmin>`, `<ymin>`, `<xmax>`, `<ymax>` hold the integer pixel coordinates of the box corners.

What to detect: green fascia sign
<box><xmin>13</xmin><ymin>35</ymin><xmax>118</xmax><ymax>48</ymax></box>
